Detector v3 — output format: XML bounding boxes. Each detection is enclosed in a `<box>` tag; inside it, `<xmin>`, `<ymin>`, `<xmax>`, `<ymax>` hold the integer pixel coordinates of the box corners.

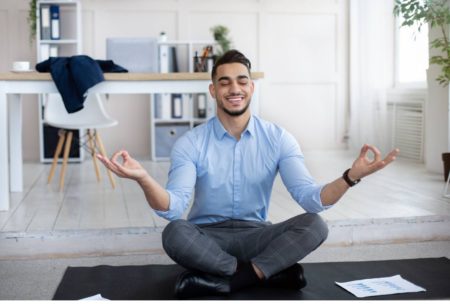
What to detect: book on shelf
<box><xmin>50</xmin><ymin>5</ymin><xmax>60</xmax><ymax>40</ymax></box>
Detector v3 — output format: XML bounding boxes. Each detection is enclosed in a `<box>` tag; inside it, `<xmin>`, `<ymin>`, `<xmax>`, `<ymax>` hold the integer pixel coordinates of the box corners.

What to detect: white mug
<box><xmin>12</xmin><ymin>61</ymin><xmax>31</xmax><ymax>71</ymax></box>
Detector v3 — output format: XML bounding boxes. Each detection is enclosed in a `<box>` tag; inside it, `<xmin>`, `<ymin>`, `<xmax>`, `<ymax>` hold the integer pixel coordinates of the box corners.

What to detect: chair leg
<box><xmin>59</xmin><ymin>131</ymin><xmax>73</xmax><ymax>191</ymax></box>
<box><xmin>444</xmin><ymin>172</ymin><xmax>450</xmax><ymax>198</ymax></box>
<box><xmin>95</xmin><ymin>130</ymin><xmax>116</xmax><ymax>189</ymax></box>
<box><xmin>87</xmin><ymin>129</ymin><xmax>101</xmax><ymax>182</ymax></box>
<box><xmin>48</xmin><ymin>130</ymin><xmax>66</xmax><ymax>184</ymax></box>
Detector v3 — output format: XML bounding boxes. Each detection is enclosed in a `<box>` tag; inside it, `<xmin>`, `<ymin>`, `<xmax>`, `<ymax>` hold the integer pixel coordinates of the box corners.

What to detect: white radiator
<box><xmin>386</xmin><ymin>89</ymin><xmax>425</xmax><ymax>161</ymax></box>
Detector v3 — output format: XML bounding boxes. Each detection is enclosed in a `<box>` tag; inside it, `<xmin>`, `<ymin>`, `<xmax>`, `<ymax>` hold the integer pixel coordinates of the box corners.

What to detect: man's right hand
<box><xmin>97</xmin><ymin>150</ymin><xmax>149</xmax><ymax>182</ymax></box>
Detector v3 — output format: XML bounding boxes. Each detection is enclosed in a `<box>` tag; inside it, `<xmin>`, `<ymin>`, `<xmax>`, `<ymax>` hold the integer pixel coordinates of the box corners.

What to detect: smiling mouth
<box><xmin>226</xmin><ymin>95</ymin><xmax>244</xmax><ymax>104</ymax></box>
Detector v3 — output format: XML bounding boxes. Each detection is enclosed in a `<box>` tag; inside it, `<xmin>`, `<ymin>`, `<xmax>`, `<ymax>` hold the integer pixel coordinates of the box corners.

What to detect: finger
<box><xmin>97</xmin><ymin>153</ymin><xmax>121</xmax><ymax>173</ymax></box>
<box><xmin>111</xmin><ymin>150</ymin><xmax>124</xmax><ymax>163</ymax></box>
<box><xmin>358</xmin><ymin>144</ymin><xmax>369</xmax><ymax>158</ymax></box>
<box><xmin>98</xmin><ymin>155</ymin><xmax>115</xmax><ymax>171</ymax></box>
<box><xmin>366</xmin><ymin>145</ymin><xmax>382</xmax><ymax>162</ymax></box>
<box><xmin>382</xmin><ymin>148</ymin><xmax>400</xmax><ymax>165</ymax></box>
<box><xmin>369</xmin><ymin>148</ymin><xmax>400</xmax><ymax>172</ymax></box>
<box><xmin>97</xmin><ymin>153</ymin><xmax>110</xmax><ymax>166</ymax></box>
<box><xmin>110</xmin><ymin>153</ymin><xmax>133</xmax><ymax>175</ymax></box>
<box><xmin>122</xmin><ymin>150</ymin><xmax>131</xmax><ymax>160</ymax></box>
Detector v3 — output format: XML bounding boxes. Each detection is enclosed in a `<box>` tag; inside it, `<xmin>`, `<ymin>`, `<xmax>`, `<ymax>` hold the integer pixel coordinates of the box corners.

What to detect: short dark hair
<box><xmin>211</xmin><ymin>49</ymin><xmax>252</xmax><ymax>81</ymax></box>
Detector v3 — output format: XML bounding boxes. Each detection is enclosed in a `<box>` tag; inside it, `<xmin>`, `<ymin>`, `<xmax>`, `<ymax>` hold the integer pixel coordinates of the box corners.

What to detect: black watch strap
<box><xmin>342</xmin><ymin>168</ymin><xmax>361</xmax><ymax>187</ymax></box>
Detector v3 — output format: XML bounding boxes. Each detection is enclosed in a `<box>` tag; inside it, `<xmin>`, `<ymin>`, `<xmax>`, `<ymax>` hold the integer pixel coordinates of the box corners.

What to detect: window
<box><xmin>395</xmin><ymin>17</ymin><xmax>429</xmax><ymax>86</ymax></box>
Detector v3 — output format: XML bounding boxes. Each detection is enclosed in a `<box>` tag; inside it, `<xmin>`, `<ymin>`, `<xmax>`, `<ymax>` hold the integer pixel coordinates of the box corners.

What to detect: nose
<box><xmin>229</xmin><ymin>80</ymin><xmax>241</xmax><ymax>94</ymax></box>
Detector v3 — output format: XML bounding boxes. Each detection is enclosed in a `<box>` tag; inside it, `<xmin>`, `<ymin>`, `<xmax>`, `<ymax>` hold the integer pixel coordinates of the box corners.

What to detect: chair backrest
<box><xmin>43</xmin><ymin>93</ymin><xmax>118</xmax><ymax>129</ymax></box>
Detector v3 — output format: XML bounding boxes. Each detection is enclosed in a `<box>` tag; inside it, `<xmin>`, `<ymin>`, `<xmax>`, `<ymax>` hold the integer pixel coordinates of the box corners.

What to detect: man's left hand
<box><xmin>348</xmin><ymin>144</ymin><xmax>400</xmax><ymax>181</ymax></box>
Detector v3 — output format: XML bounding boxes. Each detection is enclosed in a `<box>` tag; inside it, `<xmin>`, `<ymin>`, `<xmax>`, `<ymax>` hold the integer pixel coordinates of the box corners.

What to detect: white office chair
<box><xmin>44</xmin><ymin>93</ymin><xmax>118</xmax><ymax>191</ymax></box>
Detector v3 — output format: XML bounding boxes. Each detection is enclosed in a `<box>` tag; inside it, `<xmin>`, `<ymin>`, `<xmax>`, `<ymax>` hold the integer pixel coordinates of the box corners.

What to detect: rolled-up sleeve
<box><xmin>153</xmin><ymin>135</ymin><xmax>197</xmax><ymax>221</ymax></box>
<box><xmin>278</xmin><ymin>131</ymin><xmax>331</xmax><ymax>213</ymax></box>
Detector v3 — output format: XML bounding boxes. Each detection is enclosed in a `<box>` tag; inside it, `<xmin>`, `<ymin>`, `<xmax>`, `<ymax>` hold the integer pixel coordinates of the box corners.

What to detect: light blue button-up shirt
<box><xmin>155</xmin><ymin>115</ymin><xmax>327</xmax><ymax>224</ymax></box>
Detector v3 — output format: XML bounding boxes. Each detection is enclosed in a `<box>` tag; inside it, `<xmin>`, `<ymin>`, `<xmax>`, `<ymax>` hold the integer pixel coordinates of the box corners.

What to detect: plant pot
<box><xmin>442</xmin><ymin>152</ymin><xmax>450</xmax><ymax>181</ymax></box>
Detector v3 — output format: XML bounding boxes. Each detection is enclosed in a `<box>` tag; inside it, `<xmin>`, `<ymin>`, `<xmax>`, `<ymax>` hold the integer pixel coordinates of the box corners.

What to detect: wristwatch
<box><xmin>342</xmin><ymin>168</ymin><xmax>361</xmax><ymax>187</ymax></box>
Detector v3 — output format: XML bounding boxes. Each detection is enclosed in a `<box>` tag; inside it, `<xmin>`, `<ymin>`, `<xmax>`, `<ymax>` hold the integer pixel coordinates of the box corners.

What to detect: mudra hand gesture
<box><xmin>348</xmin><ymin>144</ymin><xmax>400</xmax><ymax>181</ymax></box>
<box><xmin>97</xmin><ymin>150</ymin><xmax>148</xmax><ymax>182</ymax></box>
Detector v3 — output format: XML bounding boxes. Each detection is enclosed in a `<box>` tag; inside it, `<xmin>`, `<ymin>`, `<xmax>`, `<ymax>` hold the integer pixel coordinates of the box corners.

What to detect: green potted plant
<box><xmin>394</xmin><ymin>0</ymin><xmax>450</xmax><ymax>181</ymax></box>
<box><xmin>394</xmin><ymin>0</ymin><xmax>450</xmax><ymax>85</ymax></box>
<box><xmin>27</xmin><ymin>0</ymin><xmax>37</xmax><ymax>43</ymax></box>
<box><xmin>210</xmin><ymin>25</ymin><xmax>233</xmax><ymax>58</ymax></box>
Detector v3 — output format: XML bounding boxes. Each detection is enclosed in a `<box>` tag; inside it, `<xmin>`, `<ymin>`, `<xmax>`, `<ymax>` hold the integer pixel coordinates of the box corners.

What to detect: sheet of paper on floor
<box><xmin>335</xmin><ymin>274</ymin><xmax>426</xmax><ymax>298</ymax></box>
<box><xmin>80</xmin><ymin>293</ymin><xmax>110</xmax><ymax>300</ymax></box>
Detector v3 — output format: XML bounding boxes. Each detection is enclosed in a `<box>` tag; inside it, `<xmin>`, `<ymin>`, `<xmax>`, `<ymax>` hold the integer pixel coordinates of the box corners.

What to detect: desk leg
<box><xmin>0</xmin><ymin>91</ymin><xmax>10</xmax><ymax>211</ymax></box>
<box><xmin>9</xmin><ymin>94</ymin><xmax>23</xmax><ymax>192</ymax></box>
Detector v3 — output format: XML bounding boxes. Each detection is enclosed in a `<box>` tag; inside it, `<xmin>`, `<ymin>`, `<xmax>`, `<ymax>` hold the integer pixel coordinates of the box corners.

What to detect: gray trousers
<box><xmin>162</xmin><ymin>213</ymin><xmax>328</xmax><ymax>279</ymax></box>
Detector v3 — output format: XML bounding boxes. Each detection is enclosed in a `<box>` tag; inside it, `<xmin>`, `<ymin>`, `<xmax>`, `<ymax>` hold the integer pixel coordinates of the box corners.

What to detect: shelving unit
<box><xmin>150</xmin><ymin>40</ymin><xmax>217</xmax><ymax>161</ymax></box>
<box><xmin>36</xmin><ymin>0</ymin><xmax>83</xmax><ymax>163</ymax></box>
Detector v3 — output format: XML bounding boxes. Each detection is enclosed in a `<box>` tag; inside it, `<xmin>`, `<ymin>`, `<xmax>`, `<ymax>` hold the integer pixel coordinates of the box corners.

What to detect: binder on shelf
<box><xmin>50</xmin><ymin>5</ymin><xmax>60</xmax><ymax>40</ymax></box>
<box><xmin>197</xmin><ymin>94</ymin><xmax>207</xmax><ymax>118</ymax></box>
<box><xmin>171</xmin><ymin>94</ymin><xmax>183</xmax><ymax>118</ymax></box>
<box><xmin>154</xmin><ymin>93</ymin><xmax>172</xmax><ymax>120</ymax></box>
<box><xmin>40</xmin><ymin>5</ymin><xmax>51</xmax><ymax>40</ymax></box>
<box><xmin>159</xmin><ymin>44</ymin><xmax>169</xmax><ymax>73</ymax></box>
<box><xmin>170</xmin><ymin>46</ymin><xmax>179</xmax><ymax>72</ymax></box>
<box><xmin>159</xmin><ymin>45</ymin><xmax>178</xmax><ymax>73</ymax></box>
<box><xmin>156</xmin><ymin>45</ymin><xmax>180</xmax><ymax>120</ymax></box>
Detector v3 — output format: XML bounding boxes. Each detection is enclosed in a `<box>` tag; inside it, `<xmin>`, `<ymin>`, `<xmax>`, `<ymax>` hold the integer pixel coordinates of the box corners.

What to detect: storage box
<box><xmin>155</xmin><ymin>123</ymin><xmax>190</xmax><ymax>158</ymax></box>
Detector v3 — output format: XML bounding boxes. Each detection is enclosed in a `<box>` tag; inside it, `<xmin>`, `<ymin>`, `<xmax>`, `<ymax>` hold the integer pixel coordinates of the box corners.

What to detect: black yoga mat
<box><xmin>53</xmin><ymin>257</ymin><xmax>450</xmax><ymax>300</ymax></box>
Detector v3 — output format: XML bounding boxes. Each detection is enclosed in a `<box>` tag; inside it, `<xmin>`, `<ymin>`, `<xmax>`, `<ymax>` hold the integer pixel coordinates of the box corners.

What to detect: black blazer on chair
<box><xmin>36</xmin><ymin>55</ymin><xmax>127</xmax><ymax>113</ymax></box>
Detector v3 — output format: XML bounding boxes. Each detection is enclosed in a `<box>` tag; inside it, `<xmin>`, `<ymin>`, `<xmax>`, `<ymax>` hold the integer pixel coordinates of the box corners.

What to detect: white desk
<box><xmin>0</xmin><ymin>72</ymin><xmax>263</xmax><ymax>211</ymax></box>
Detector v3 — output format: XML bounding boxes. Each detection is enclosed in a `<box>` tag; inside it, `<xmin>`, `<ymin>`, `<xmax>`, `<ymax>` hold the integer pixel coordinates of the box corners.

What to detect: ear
<box><xmin>209</xmin><ymin>83</ymin><xmax>216</xmax><ymax>99</ymax></box>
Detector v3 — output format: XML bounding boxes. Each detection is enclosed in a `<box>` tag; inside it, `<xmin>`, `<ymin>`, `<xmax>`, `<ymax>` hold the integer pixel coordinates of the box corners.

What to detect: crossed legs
<box><xmin>162</xmin><ymin>213</ymin><xmax>328</xmax><ymax>297</ymax></box>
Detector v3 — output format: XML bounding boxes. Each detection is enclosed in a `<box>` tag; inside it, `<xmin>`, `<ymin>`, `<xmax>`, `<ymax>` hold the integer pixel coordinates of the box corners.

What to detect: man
<box><xmin>97</xmin><ymin>49</ymin><xmax>399</xmax><ymax>299</ymax></box>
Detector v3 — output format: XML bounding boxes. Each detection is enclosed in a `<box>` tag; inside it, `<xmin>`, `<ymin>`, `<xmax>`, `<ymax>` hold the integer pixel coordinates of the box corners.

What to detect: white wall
<box><xmin>0</xmin><ymin>1</ymin><xmax>40</xmax><ymax>162</ymax></box>
<box><xmin>425</xmin><ymin>25</ymin><xmax>449</xmax><ymax>174</ymax></box>
<box><xmin>0</xmin><ymin>0</ymin><xmax>349</xmax><ymax>161</ymax></box>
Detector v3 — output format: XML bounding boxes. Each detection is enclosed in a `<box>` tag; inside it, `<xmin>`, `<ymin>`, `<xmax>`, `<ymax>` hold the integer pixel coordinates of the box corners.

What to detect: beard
<box><xmin>219</xmin><ymin>97</ymin><xmax>251</xmax><ymax>117</ymax></box>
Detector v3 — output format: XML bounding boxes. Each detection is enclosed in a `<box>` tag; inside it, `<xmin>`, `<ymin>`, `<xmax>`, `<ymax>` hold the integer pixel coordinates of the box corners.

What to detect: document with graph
<box><xmin>336</xmin><ymin>274</ymin><xmax>426</xmax><ymax>298</ymax></box>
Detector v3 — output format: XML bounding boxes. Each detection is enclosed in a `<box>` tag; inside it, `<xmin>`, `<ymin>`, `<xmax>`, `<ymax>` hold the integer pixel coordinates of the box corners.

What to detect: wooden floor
<box><xmin>1</xmin><ymin>150</ymin><xmax>449</xmax><ymax>233</ymax></box>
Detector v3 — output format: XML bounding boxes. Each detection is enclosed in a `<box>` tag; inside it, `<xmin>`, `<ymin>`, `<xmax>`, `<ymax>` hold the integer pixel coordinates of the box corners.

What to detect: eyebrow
<box><xmin>217</xmin><ymin>75</ymin><xmax>250</xmax><ymax>82</ymax></box>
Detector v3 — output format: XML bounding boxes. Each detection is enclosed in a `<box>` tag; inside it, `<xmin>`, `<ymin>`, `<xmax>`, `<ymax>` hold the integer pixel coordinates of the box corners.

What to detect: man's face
<box><xmin>209</xmin><ymin>63</ymin><xmax>254</xmax><ymax>117</ymax></box>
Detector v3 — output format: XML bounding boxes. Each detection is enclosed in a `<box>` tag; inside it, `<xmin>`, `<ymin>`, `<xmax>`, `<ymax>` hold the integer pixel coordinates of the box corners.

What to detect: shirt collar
<box><xmin>213</xmin><ymin>115</ymin><xmax>255</xmax><ymax>140</ymax></box>
<box><xmin>246</xmin><ymin>115</ymin><xmax>255</xmax><ymax>137</ymax></box>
